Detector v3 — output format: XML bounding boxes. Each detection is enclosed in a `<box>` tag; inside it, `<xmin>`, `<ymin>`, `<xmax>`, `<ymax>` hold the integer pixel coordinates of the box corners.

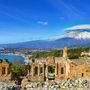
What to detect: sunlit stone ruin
<box><xmin>28</xmin><ymin>47</ymin><xmax>90</xmax><ymax>82</ymax></box>
<box><xmin>0</xmin><ymin>58</ymin><xmax>13</xmax><ymax>80</ymax></box>
<box><xmin>1</xmin><ymin>47</ymin><xmax>90</xmax><ymax>89</ymax></box>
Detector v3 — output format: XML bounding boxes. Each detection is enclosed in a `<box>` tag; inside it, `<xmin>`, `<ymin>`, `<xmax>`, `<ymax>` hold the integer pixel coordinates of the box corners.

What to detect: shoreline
<box><xmin>0</xmin><ymin>54</ymin><xmax>25</xmax><ymax>61</ymax></box>
<box><xmin>0</xmin><ymin>54</ymin><xmax>31</xmax><ymax>64</ymax></box>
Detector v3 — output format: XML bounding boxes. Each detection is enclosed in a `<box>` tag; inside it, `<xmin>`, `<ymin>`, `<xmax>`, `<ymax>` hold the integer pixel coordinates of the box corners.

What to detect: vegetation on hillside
<box><xmin>29</xmin><ymin>47</ymin><xmax>90</xmax><ymax>59</ymax></box>
<box><xmin>10</xmin><ymin>47</ymin><xmax>90</xmax><ymax>76</ymax></box>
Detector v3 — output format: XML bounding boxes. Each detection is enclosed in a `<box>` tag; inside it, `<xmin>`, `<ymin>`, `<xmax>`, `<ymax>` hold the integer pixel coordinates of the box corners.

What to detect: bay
<box><xmin>0</xmin><ymin>48</ymin><xmax>4</xmax><ymax>50</ymax></box>
<box><xmin>0</xmin><ymin>54</ymin><xmax>25</xmax><ymax>61</ymax></box>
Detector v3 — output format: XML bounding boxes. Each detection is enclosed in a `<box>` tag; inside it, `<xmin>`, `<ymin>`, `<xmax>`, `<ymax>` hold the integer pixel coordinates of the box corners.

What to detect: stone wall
<box><xmin>0</xmin><ymin>75</ymin><xmax>13</xmax><ymax>80</ymax></box>
<box><xmin>47</xmin><ymin>57</ymin><xmax>55</xmax><ymax>63</ymax></box>
<box><xmin>28</xmin><ymin>76</ymin><xmax>45</xmax><ymax>82</ymax></box>
<box><xmin>69</xmin><ymin>63</ymin><xmax>90</xmax><ymax>78</ymax></box>
<box><xmin>0</xmin><ymin>59</ymin><xmax>13</xmax><ymax>80</ymax></box>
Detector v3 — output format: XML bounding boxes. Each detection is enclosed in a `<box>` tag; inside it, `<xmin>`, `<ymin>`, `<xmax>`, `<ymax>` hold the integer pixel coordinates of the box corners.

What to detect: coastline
<box><xmin>0</xmin><ymin>53</ymin><xmax>31</xmax><ymax>64</ymax></box>
<box><xmin>0</xmin><ymin>54</ymin><xmax>25</xmax><ymax>62</ymax></box>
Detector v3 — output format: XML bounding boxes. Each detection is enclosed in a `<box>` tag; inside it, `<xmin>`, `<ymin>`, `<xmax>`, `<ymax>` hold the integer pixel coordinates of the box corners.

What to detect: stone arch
<box><xmin>48</xmin><ymin>64</ymin><xmax>56</xmax><ymax>67</ymax></box>
<box><xmin>48</xmin><ymin>64</ymin><xmax>56</xmax><ymax>80</ymax></box>
<box><xmin>48</xmin><ymin>64</ymin><xmax>56</xmax><ymax>73</ymax></box>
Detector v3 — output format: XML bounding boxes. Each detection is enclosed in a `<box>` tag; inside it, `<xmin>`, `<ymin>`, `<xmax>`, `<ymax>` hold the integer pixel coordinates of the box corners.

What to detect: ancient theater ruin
<box><xmin>28</xmin><ymin>47</ymin><xmax>67</xmax><ymax>81</ymax></box>
<box><xmin>0</xmin><ymin>58</ymin><xmax>13</xmax><ymax>80</ymax></box>
<box><xmin>28</xmin><ymin>47</ymin><xmax>90</xmax><ymax>81</ymax></box>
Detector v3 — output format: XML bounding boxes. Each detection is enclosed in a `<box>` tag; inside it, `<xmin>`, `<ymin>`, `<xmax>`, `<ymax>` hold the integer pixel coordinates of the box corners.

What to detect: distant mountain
<box><xmin>68</xmin><ymin>42</ymin><xmax>90</xmax><ymax>48</ymax></box>
<box><xmin>1</xmin><ymin>31</ymin><xmax>90</xmax><ymax>49</ymax></box>
<box><xmin>50</xmin><ymin>31</ymin><xmax>90</xmax><ymax>40</ymax></box>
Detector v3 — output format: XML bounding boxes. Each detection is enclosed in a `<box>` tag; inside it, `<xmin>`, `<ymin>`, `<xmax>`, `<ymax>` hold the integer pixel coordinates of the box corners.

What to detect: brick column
<box><xmin>46</xmin><ymin>64</ymin><xmax>48</xmax><ymax>81</ymax></box>
<box><xmin>38</xmin><ymin>63</ymin><xmax>40</xmax><ymax>76</ymax></box>
<box><xmin>43</xmin><ymin>63</ymin><xmax>44</xmax><ymax>76</ymax></box>
<box><xmin>32</xmin><ymin>63</ymin><xmax>34</xmax><ymax>76</ymax></box>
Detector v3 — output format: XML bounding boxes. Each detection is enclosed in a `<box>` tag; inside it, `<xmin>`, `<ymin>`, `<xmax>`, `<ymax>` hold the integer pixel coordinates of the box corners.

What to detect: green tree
<box><xmin>11</xmin><ymin>65</ymin><xmax>22</xmax><ymax>76</ymax></box>
<box><xmin>48</xmin><ymin>65</ymin><xmax>55</xmax><ymax>73</ymax></box>
<box><xmin>21</xmin><ymin>63</ymin><xmax>30</xmax><ymax>76</ymax></box>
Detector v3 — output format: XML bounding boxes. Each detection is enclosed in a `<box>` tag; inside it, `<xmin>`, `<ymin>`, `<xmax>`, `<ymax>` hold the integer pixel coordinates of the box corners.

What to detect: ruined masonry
<box><xmin>0</xmin><ymin>59</ymin><xmax>13</xmax><ymax>80</ymax></box>
<box><xmin>28</xmin><ymin>47</ymin><xmax>90</xmax><ymax>82</ymax></box>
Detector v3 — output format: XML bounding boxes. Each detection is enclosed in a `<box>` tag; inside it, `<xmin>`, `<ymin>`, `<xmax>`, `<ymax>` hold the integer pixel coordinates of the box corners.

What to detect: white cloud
<box><xmin>28</xmin><ymin>36</ymin><xmax>42</xmax><ymax>40</ymax></box>
<box><xmin>34</xmin><ymin>36</ymin><xmax>42</xmax><ymax>39</ymax></box>
<box><xmin>41</xmin><ymin>22</ymin><xmax>43</xmax><ymax>24</ymax></box>
<box><xmin>37</xmin><ymin>21</ymin><xmax>48</xmax><ymax>25</ymax></box>
<box><xmin>59</xmin><ymin>17</ymin><xmax>65</xmax><ymax>20</ymax></box>
<box><xmin>28</xmin><ymin>37</ymin><xmax>33</xmax><ymax>40</ymax></box>
<box><xmin>64</xmin><ymin>25</ymin><xmax>90</xmax><ymax>31</ymax></box>
<box><xmin>37</xmin><ymin>21</ymin><xmax>43</xmax><ymax>24</ymax></box>
<box><xmin>43</xmin><ymin>22</ymin><xmax>48</xmax><ymax>25</ymax></box>
<box><xmin>37</xmin><ymin>21</ymin><xmax>40</xmax><ymax>24</ymax></box>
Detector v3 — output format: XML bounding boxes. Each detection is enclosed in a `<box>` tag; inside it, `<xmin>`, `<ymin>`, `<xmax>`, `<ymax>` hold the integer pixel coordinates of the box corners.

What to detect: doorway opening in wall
<box><xmin>61</xmin><ymin>67</ymin><xmax>64</xmax><ymax>74</ymax></box>
<box><xmin>48</xmin><ymin>65</ymin><xmax>55</xmax><ymax>80</ymax></box>
<box><xmin>2</xmin><ymin>67</ymin><xmax>5</xmax><ymax>74</ymax></box>
<box><xmin>40</xmin><ymin>67</ymin><xmax>43</xmax><ymax>75</ymax></box>
<box><xmin>82</xmin><ymin>73</ymin><xmax>84</xmax><ymax>77</ymax></box>
<box><xmin>35</xmin><ymin>67</ymin><xmax>38</xmax><ymax>75</ymax></box>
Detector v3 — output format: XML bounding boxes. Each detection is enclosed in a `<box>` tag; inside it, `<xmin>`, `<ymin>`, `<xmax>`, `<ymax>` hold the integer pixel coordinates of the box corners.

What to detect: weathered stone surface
<box><xmin>21</xmin><ymin>77</ymin><xmax>28</xmax><ymax>84</ymax></box>
<box><xmin>1</xmin><ymin>77</ymin><xmax>90</xmax><ymax>90</ymax></box>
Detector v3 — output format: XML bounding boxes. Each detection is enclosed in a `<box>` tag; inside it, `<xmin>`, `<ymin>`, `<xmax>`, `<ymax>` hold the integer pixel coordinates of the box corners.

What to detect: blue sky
<box><xmin>0</xmin><ymin>0</ymin><xmax>90</xmax><ymax>44</ymax></box>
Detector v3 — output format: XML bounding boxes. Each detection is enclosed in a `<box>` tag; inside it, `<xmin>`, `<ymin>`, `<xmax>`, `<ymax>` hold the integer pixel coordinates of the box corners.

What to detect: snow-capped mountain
<box><xmin>51</xmin><ymin>31</ymin><xmax>90</xmax><ymax>40</ymax></box>
<box><xmin>1</xmin><ymin>31</ymin><xmax>90</xmax><ymax>49</ymax></box>
<box><xmin>74</xmin><ymin>31</ymin><xmax>90</xmax><ymax>39</ymax></box>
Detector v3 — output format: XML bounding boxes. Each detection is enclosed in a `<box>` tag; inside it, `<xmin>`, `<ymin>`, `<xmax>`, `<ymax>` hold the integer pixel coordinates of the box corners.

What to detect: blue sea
<box><xmin>0</xmin><ymin>55</ymin><xmax>25</xmax><ymax>61</ymax></box>
<box><xmin>0</xmin><ymin>48</ymin><xmax>4</xmax><ymax>50</ymax></box>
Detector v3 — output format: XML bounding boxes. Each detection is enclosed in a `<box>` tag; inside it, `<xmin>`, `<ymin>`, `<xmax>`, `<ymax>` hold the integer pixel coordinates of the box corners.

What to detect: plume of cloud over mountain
<box><xmin>1</xmin><ymin>24</ymin><xmax>90</xmax><ymax>49</ymax></box>
<box><xmin>64</xmin><ymin>25</ymin><xmax>90</xmax><ymax>32</ymax></box>
<box><xmin>50</xmin><ymin>24</ymin><xmax>90</xmax><ymax>41</ymax></box>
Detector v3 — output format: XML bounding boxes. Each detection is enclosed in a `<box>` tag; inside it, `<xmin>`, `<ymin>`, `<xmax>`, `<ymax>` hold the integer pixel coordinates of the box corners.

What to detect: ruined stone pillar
<box><xmin>63</xmin><ymin>47</ymin><xmax>67</xmax><ymax>57</ymax></box>
<box><xmin>43</xmin><ymin>63</ymin><xmax>44</xmax><ymax>76</ymax></box>
<box><xmin>55</xmin><ymin>63</ymin><xmax>57</xmax><ymax>76</ymax></box>
<box><xmin>0</xmin><ymin>64</ymin><xmax>2</xmax><ymax>75</ymax></box>
<box><xmin>38</xmin><ymin>63</ymin><xmax>40</xmax><ymax>76</ymax></box>
<box><xmin>55</xmin><ymin>67</ymin><xmax>57</xmax><ymax>76</ymax></box>
<box><xmin>6</xmin><ymin>67</ymin><xmax>8</xmax><ymax>75</ymax></box>
<box><xmin>59</xmin><ymin>63</ymin><xmax>61</xmax><ymax>76</ymax></box>
<box><xmin>46</xmin><ymin>64</ymin><xmax>48</xmax><ymax>81</ymax></box>
<box><xmin>32</xmin><ymin>63</ymin><xmax>34</xmax><ymax>76</ymax></box>
<box><xmin>1</xmin><ymin>67</ymin><xmax>2</xmax><ymax>75</ymax></box>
